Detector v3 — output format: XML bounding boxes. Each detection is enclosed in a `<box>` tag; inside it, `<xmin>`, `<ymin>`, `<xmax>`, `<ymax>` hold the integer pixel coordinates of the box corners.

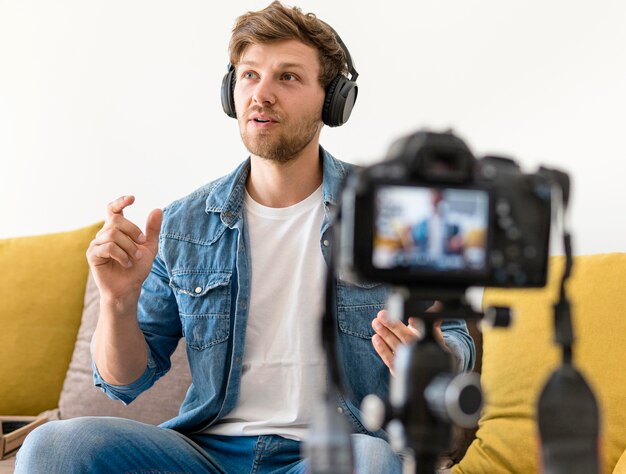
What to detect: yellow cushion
<box><xmin>0</xmin><ymin>222</ymin><xmax>102</xmax><ymax>415</ymax></box>
<box><xmin>453</xmin><ymin>253</ymin><xmax>626</xmax><ymax>474</ymax></box>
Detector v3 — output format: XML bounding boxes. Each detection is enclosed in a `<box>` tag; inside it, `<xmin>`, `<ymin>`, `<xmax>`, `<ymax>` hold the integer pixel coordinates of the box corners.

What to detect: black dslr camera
<box><xmin>317</xmin><ymin>130</ymin><xmax>594</xmax><ymax>474</ymax></box>
<box><xmin>333</xmin><ymin>130</ymin><xmax>560</xmax><ymax>474</ymax></box>
<box><xmin>339</xmin><ymin>129</ymin><xmax>553</xmax><ymax>291</ymax></box>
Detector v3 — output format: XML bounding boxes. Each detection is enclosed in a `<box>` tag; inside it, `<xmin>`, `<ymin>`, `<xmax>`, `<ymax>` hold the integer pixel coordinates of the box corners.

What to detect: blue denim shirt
<box><xmin>93</xmin><ymin>148</ymin><xmax>475</xmax><ymax>436</ymax></box>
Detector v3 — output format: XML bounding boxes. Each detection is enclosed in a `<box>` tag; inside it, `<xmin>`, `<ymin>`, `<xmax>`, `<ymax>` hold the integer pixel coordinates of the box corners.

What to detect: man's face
<box><xmin>233</xmin><ymin>39</ymin><xmax>326</xmax><ymax>163</ymax></box>
<box><xmin>431</xmin><ymin>190</ymin><xmax>443</xmax><ymax>209</ymax></box>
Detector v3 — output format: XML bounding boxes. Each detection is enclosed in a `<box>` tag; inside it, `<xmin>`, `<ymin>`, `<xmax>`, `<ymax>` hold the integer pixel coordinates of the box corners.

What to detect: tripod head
<box><xmin>361</xmin><ymin>290</ymin><xmax>484</xmax><ymax>473</ymax></box>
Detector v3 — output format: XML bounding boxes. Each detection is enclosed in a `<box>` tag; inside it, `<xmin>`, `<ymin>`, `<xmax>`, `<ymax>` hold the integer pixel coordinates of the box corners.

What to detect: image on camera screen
<box><xmin>372</xmin><ymin>185</ymin><xmax>489</xmax><ymax>273</ymax></box>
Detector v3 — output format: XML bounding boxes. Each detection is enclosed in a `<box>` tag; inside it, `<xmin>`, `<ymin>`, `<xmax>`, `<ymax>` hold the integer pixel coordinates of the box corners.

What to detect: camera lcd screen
<box><xmin>372</xmin><ymin>185</ymin><xmax>490</xmax><ymax>275</ymax></box>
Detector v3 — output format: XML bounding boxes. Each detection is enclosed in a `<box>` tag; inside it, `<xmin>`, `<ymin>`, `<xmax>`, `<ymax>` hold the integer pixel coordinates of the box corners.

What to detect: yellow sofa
<box><xmin>1</xmin><ymin>224</ymin><xmax>625</xmax><ymax>473</ymax></box>
<box><xmin>0</xmin><ymin>223</ymin><xmax>101</xmax><ymax>417</ymax></box>
<box><xmin>0</xmin><ymin>223</ymin><xmax>100</xmax><ymax>472</ymax></box>
<box><xmin>454</xmin><ymin>253</ymin><xmax>626</xmax><ymax>474</ymax></box>
<box><xmin>0</xmin><ymin>223</ymin><xmax>190</xmax><ymax>473</ymax></box>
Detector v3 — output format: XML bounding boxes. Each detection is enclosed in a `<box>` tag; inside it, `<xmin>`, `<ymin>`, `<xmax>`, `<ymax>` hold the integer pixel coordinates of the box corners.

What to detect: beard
<box><xmin>239</xmin><ymin>106</ymin><xmax>322</xmax><ymax>164</ymax></box>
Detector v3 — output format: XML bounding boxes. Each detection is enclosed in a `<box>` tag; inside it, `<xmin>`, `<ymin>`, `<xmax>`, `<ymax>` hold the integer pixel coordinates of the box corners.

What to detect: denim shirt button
<box><xmin>323</xmin><ymin>239</ymin><xmax>330</xmax><ymax>247</ymax></box>
<box><xmin>337</xmin><ymin>406</ymin><xmax>344</xmax><ymax>414</ymax></box>
<box><xmin>194</xmin><ymin>286</ymin><xmax>202</xmax><ymax>294</ymax></box>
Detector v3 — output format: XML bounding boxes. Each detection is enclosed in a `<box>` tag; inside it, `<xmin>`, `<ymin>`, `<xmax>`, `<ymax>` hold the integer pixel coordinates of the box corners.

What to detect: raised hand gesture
<box><xmin>86</xmin><ymin>195</ymin><xmax>162</xmax><ymax>303</ymax></box>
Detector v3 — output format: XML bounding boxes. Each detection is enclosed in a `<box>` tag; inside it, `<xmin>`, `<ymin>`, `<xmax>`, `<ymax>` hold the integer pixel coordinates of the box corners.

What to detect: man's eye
<box><xmin>242</xmin><ymin>71</ymin><xmax>257</xmax><ymax>79</ymax></box>
<box><xmin>282</xmin><ymin>73</ymin><xmax>297</xmax><ymax>81</ymax></box>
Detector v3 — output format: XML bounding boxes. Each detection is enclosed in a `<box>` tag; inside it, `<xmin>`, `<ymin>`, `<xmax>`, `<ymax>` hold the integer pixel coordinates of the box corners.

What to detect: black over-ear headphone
<box><xmin>220</xmin><ymin>27</ymin><xmax>359</xmax><ymax>128</ymax></box>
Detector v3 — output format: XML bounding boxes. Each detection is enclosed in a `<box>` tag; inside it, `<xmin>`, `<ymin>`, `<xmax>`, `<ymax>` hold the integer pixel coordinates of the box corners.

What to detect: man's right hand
<box><xmin>86</xmin><ymin>195</ymin><xmax>163</xmax><ymax>303</ymax></box>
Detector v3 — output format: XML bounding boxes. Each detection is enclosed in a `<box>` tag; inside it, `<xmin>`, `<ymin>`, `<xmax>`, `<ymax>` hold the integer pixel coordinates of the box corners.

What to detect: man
<box><xmin>411</xmin><ymin>189</ymin><xmax>465</xmax><ymax>259</ymax></box>
<box><xmin>17</xmin><ymin>2</ymin><xmax>474</xmax><ymax>472</ymax></box>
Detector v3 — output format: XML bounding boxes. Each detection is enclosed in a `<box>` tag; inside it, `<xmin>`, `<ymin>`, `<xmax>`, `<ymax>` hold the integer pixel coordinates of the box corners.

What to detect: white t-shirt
<box><xmin>427</xmin><ymin>213</ymin><xmax>444</xmax><ymax>259</ymax></box>
<box><xmin>207</xmin><ymin>185</ymin><xmax>327</xmax><ymax>441</ymax></box>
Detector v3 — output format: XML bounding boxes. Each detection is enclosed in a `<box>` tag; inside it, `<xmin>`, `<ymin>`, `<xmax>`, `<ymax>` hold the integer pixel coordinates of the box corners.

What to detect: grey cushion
<box><xmin>58</xmin><ymin>271</ymin><xmax>191</xmax><ymax>424</ymax></box>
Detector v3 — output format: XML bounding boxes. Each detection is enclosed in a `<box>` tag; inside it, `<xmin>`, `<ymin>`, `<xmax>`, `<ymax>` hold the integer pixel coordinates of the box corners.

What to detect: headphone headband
<box><xmin>323</xmin><ymin>22</ymin><xmax>358</xmax><ymax>82</ymax></box>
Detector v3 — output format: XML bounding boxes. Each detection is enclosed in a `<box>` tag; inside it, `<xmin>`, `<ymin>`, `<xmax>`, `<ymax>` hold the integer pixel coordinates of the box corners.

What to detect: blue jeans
<box><xmin>15</xmin><ymin>417</ymin><xmax>403</xmax><ymax>473</ymax></box>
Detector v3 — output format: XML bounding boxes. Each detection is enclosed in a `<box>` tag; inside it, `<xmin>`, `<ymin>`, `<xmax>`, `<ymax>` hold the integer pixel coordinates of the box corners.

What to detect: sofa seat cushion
<box><xmin>454</xmin><ymin>253</ymin><xmax>626</xmax><ymax>474</ymax></box>
<box><xmin>0</xmin><ymin>223</ymin><xmax>102</xmax><ymax>415</ymax></box>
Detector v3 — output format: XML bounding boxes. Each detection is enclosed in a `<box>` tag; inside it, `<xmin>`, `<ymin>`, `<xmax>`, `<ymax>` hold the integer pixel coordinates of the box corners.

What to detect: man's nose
<box><xmin>252</xmin><ymin>77</ymin><xmax>277</xmax><ymax>106</ymax></box>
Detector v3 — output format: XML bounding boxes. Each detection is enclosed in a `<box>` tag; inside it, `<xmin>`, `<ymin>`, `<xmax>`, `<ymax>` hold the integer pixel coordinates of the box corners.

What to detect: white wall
<box><xmin>1</xmin><ymin>0</ymin><xmax>624</xmax><ymax>255</ymax></box>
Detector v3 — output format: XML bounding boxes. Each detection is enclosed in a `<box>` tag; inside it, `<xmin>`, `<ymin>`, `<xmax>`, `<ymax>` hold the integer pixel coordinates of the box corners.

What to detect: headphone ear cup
<box><xmin>221</xmin><ymin>66</ymin><xmax>237</xmax><ymax>118</ymax></box>
<box><xmin>322</xmin><ymin>75</ymin><xmax>358</xmax><ymax>127</ymax></box>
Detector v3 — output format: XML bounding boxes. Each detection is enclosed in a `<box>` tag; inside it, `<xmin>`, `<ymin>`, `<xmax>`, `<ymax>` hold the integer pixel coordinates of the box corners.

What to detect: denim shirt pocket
<box><xmin>169</xmin><ymin>271</ymin><xmax>232</xmax><ymax>350</ymax></box>
<box><xmin>336</xmin><ymin>279</ymin><xmax>390</xmax><ymax>338</ymax></box>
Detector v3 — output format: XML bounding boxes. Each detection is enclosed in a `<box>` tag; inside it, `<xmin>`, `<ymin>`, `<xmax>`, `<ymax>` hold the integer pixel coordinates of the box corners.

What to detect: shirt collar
<box><xmin>204</xmin><ymin>146</ymin><xmax>353</xmax><ymax>227</ymax></box>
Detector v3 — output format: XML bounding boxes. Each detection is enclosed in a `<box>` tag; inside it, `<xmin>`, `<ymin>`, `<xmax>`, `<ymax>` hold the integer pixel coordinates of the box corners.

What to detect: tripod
<box><xmin>362</xmin><ymin>290</ymin><xmax>485</xmax><ymax>474</ymax></box>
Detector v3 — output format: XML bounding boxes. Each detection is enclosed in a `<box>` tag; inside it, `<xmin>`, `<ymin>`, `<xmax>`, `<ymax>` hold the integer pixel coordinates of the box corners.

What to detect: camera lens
<box><xmin>424</xmin><ymin>372</ymin><xmax>483</xmax><ymax>428</ymax></box>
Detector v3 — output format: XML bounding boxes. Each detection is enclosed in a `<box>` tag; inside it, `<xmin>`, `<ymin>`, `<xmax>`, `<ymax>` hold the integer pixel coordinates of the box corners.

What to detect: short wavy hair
<box><xmin>228</xmin><ymin>1</ymin><xmax>347</xmax><ymax>89</ymax></box>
